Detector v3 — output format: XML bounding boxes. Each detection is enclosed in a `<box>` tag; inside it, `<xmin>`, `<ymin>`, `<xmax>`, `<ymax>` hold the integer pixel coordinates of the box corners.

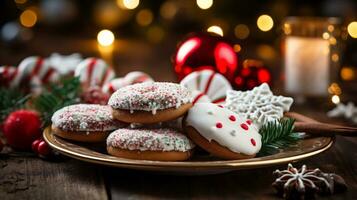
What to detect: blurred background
<box><xmin>1</xmin><ymin>0</ymin><xmax>357</xmax><ymax>104</ymax></box>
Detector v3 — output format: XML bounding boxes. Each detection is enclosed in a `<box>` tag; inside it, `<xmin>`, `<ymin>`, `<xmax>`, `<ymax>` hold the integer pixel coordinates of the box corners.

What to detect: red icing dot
<box><xmin>216</xmin><ymin>122</ymin><xmax>223</xmax><ymax>128</ymax></box>
<box><xmin>251</xmin><ymin>138</ymin><xmax>256</xmax><ymax>146</ymax></box>
<box><xmin>218</xmin><ymin>105</ymin><xmax>224</xmax><ymax>108</ymax></box>
<box><xmin>246</xmin><ymin>120</ymin><xmax>252</xmax><ymax>125</ymax></box>
<box><xmin>229</xmin><ymin>115</ymin><xmax>236</xmax><ymax>121</ymax></box>
<box><xmin>240</xmin><ymin>123</ymin><xmax>249</xmax><ymax>130</ymax></box>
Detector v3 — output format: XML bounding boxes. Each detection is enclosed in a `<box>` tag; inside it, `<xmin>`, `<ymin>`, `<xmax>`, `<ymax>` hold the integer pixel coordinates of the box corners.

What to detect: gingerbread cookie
<box><xmin>51</xmin><ymin>104</ymin><xmax>126</xmax><ymax>142</ymax></box>
<box><xmin>183</xmin><ymin>103</ymin><xmax>262</xmax><ymax>159</ymax></box>
<box><xmin>106</xmin><ymin>128</ymin><xmax>195</xmax><ymax>161</ymax></box>
<box><xmin>108</xmin><ymin>82</ymin><xmax>192</xmax><ymax>124</ymax></box>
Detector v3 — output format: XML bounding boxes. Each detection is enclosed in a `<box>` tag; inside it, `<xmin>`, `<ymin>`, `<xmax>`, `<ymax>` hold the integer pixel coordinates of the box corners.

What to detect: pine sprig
<box><xmin>258</xmin><ymin>118</ymin><xmax>301</xmax><ymax>156</ymax></box>
<box><xmin>0</xmin><ymin>88</ymin><xmax>31</xmax><ymax>122</ymax></box>
<box><xmin>33</xmin><ymin>77</ymin><xmax>81</xmax><ymax>127</ymax></box>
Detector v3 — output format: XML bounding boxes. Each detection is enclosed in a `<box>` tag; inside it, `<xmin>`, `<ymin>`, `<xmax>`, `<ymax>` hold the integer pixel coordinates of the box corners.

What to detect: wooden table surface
<box><xmin>1</xmin><ymin>36</ymin><xmax>357</xmax><ymax>200</ymax></box>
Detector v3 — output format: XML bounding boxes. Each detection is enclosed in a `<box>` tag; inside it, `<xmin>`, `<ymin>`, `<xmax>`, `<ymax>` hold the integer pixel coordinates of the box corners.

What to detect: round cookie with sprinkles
<box><xmin>106</xmin><ymin>128</ymin><xmax>195</xmax><ymax>161</ymax></box>
<box><xmin>51</xmin><ymin>104</ymin><xmax>126</xmax><ymax>142</ymax></box>
<box><xmin>183</xmin><ymin>103</ymin><xmax>262</xmax><ymax>159</ymax></box>
<box><xmin>108</xmin><ymin>82</ymin><xmax>192</xmax><ymax>124</ymax></box>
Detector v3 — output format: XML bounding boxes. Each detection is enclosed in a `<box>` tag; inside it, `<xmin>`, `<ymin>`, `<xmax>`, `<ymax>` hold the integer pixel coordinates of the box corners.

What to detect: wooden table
<box><xmin>1</xmin><ymin>36</ymin><xmax>357</xmax><ymax>200</ymax></box>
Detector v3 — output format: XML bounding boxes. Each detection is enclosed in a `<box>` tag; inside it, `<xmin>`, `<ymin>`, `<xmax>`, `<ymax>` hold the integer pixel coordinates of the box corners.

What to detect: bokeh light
<box><xmin>15</xmin><ymin>0</ymin><xmax>27</xmax><ymax>4</ymax></box>
<box><xmin>331</xmin><ymin>95</ymin><xmax>340</xmax><ymax>104</ymax></box>
<box><xmin>340</xmin><ymin>67</ymin><xmax>355</xmax><ymax>81</ymax></box>
<box><xmin>257</xmin><ymin>15</ymin><xmax>274</xmax><ymax>32</ymax></box>
<box><xmin>347</xmin><ymin>21</ymin><xmax>357</xmax><ymax>38</ymax></box>
<box><xmin>136</xmin><ymin>9</ymin><xmax>153</xmax><ymax>26</ymax></box>
<box><xmin>196</xmin><ymin>0</ymin><xmax>213</xmax><ymax>10</ymax></box>
<box><xmin>331</xmin><ymin>53</ymin><xmax>339</xmax><ymax>62</ymax></box>
<box><xmin>97</xmin><ymin>30</ymin><xmax>115</xmax><ymax>46</ymax></box>
<box><xmin>233</xmin><ymin>44</ymin><xmax>242</xmax><ymax>53</ymax></box>
<box><xmin>328</xmin><ymin>83</ymin><xmax>342</xmax><ymax>95</ymax></box>
<box><xmin>20</xmin><ymin>9</ymin><xmax>37</xmax><ymax>28</ymax></box>
<box><xmin>147</xmin><ymin>26</ymin><xmax>165</xmax><ymax>43</ymax></box>
<box><xmin>117</xmin><ymin>0</ymin><xmax>140</xmax><ymax>10</ymax></box>
<box><xmin>322</xmin><ymin>32</ymin><xmax>330</xmax><ymax>39</ymax></box>
<box><xmin>207</xmin><ymin>25</ymin><xmax>223</xmax><ymax>36</ymax></box>
<box><xmin>234</xmin><ymin>24</ymin><xmax>250</xmax><ymax>39</ymax></box>
<box><xmin>160</xmin><ymin>1</ymin><xmax>177</xmax><ymax>20</ymax></box>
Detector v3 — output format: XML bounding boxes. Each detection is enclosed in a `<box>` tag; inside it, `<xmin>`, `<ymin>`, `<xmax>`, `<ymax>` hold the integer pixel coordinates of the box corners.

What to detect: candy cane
<box><xmin>102</xmin><ymin>71</ymin><xmax>153</xmax><ymax>94</ymax></box>
<box><xmin>75</xmin><ymin>57</ymin><xmax>115</xmax><ymax>87</ymax></box>
<box><xmin>0</xmin><ymin>66</ymin><xmax>19</xmax><ymax>88</ymax></box>
<box><xmin>180</xmin><ymin>69</ymin><xmax>232</xmax><ymax>105</ymax></box>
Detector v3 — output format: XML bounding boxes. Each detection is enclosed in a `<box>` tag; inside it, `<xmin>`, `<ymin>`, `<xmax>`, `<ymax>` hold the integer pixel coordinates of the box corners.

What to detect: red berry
<box><xmin>3</xmin><ymin>110</ymin><xmax>42</xmax><ymax>150</ymax></box>
<box><xmin>32</xmin><ymin>139</ymin><xmax>42</xmax><ymax>153</ymax></box>
<box><xmin>37</xmin><ymin>140</ymin><xmax>51</xmax><ymax>156</ymax></box>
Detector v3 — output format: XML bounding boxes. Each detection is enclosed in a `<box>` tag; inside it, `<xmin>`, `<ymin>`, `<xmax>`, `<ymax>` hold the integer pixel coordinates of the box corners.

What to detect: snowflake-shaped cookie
<box><xmin>225</xmin><ymin>83</ymin><xmax>293</xmax><ymax>127</ymax></box>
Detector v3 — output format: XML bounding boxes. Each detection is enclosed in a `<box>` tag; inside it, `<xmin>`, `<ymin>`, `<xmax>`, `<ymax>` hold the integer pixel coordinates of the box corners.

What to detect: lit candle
<box><xmin>285</xmin><ymin>36</ymin><xmax>330</xmax><ymax>96</ymax></box>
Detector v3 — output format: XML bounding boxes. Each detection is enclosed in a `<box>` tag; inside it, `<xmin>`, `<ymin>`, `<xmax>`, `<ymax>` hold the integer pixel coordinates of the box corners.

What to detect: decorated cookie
<box><xmin>180</xmin><ymin>69</ymin><xmax>232</xmax><ymax>104</ymax></box>
<box><xmin>74</xmin><ymin>57</ymin><xmax>115</xmax><ymax>88</ymax></box>
<box><xmin>225</xmin><ymin>83</ymin><xmax>293</xmax><ymax>128</ymax></box>
<box><xmin>184</xmin><ymin>103</ymin><xmax>262</xmax><ymax>159</ymax></box>
<box><xmin>12</xmin><ymin>56</ymin><xmax>60</xmax><ymax>88</ymax></box>
<box><xmin>51</xmin><ymin>104</ymin><xmax>126</xmax><ymax>142</ymax></box>
<box><xmin>0</xmin><ymin>66</ymin><xmax>19</xmax><ymax>87</ymax></box>
<box><xmin>108</xmin><ymin>82</ymin><xmax>192</xmax><ymax>124</ymax></box>
<box><xmin>102</xmin><ymin>71</ymin><xmax>154</xmax><ymax>94</ymax></box>
<box><xmin>107</xmin><ymin>128</ymin><xmax>194</xmax><ymax>161</ymax></box>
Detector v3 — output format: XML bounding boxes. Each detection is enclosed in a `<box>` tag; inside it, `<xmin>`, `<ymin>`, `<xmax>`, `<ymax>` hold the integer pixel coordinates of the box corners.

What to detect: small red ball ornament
<box><xmin>233</xmin><ymin>59</ymin><xmax>272</xmax><ymax>90</ymax></box>
<box><xmin>172</xmin><ymin>32</ymin><xmax>238</xmax><ymax>81</ymax></box>
<box><xmin>3</xmin><ymin>110</ymin><xmax>42</xmax><ymax>150</ymax></box>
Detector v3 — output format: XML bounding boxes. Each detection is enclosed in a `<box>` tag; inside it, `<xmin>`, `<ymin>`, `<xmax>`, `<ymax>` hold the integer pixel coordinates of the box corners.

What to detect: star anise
<box><xmin>272</xmin><ymin>163</ymin><xmax>347</xmax><ymax>200</ymax></box>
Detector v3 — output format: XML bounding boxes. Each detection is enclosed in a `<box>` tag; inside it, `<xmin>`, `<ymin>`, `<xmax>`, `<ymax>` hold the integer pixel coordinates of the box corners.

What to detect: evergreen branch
<box><xmin>258</xmin><ymin>118</ymin><xmax>301</xmax><ymax>156</ymax></box>
<box><xmin>32</xmin><ymin>77</ymin><xmax>81</xmax><ymax>127</ymax></box>
<box><xmin>0</xmin><ymin>88</ymin><xmax>31</xmax><ymax>123</ymax></box>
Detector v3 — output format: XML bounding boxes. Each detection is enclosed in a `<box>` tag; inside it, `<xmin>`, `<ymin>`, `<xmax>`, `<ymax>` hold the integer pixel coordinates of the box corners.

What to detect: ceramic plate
<box><xmin>43</xmin><ymin>127</ymin><xmax>334</xmax><ymax>174</ymax></box>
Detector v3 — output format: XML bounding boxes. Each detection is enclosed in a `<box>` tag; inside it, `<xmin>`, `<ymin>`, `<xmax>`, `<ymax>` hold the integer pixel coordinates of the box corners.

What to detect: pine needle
<box><xmin>258</xmin><ymin>118</ymin><xmax>301</xmax><ymax>156</ymax></box>
<box><xmin>32</xmin><ymin>77</ymin><xmax>81</xmax><ymax>127</ymax></box>
<box><xmin>0</xmin><ymin>88</ymin><xmax>31</xmax><ymax>122</ymax></box>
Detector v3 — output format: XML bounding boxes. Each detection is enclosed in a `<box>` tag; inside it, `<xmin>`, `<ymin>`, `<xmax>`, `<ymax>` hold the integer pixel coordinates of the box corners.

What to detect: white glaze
<box><xmin>225</xmin><ymin>83</ymin><xmax>294</xmax><ymax>127</ymax></box>
<box><xmin>185</xmin><ymin>103</ymin><xmax>262</xmax><ymax>155</ymax></box>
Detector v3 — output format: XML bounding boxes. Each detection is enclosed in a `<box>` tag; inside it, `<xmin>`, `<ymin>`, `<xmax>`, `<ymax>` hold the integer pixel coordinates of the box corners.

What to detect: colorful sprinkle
<box><xmin>240</xmin><ymin>123</ymin><xmax>249</xmax><ymax>130</ymax></box>
<box><xmin>246</xmin><ymin>120</ymin><xmax>252</xmax><ymax>125</ymax></box>
<box><xmin>251</xmin><ymin>138</ymin><xmax>256</xmax><ymax>146</ymax></box>
<box><xmin>229</xmin><ymin>115</ymin><xmax>236</xmax><ymax>121</ymax></box>
<box><xmin>216</xmin><ymin>122</ymin><xmax>223</xmax><ymax>128</ymax></box>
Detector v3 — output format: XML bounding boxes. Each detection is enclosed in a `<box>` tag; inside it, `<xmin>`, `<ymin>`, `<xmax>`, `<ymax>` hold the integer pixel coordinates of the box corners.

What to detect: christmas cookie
<box><xmin>106</xmin><ymin>128</ymin><xmax>195</xmax><ymax>161</ymax></box>
<box><xmin>108</xmin><ymin>82</ymin><xmax>192</xmax><ymax>124</ymax></box>
<box><xmin>183</xmin><ymin>103</ymin><xmax>262</xmax><ymax>159</ymax></box>
<box><xmin>51</xmin><ymin>104</ymin><xmax>126</xmax><ymax>142</ymax></box>
<box><xmin>180</xmin><ymin>69</ymin><xmax>232</xmax><ymax>104</ymax></box>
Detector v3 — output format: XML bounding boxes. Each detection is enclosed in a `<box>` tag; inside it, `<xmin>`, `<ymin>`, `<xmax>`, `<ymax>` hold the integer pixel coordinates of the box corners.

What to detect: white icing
<box><xmin>108</xmin><ymin>82</ymin><xmax>192</xmax><ymax>113</ymax></box>
<box><xmin>106</xmin><ymin>128</ymin><xmax>195</xmax><ymax>152</ymax></box>
<box><xmin>225</xmin><ymin>83</ymin><xmax>294</xmax><ymax>127</ymax></box>
<box><xmin>180</xmin><ymin>69</ymin><xmax>232</xmax><ymax>103</ymax></box>
<box><xmin>185</xmin><ymin>103</ymin><xmax>262</xmax><ymax>155</ymax></box>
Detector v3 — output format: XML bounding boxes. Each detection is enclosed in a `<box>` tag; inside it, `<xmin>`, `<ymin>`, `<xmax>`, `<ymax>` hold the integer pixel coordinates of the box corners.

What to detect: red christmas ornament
<box><xmin>81</xmin><ymin>86</ymin><xmax>110</xmax><ymax>105</ymax></box>
<box><xmin>172</xmin><ymin>32</ymin><xmax>238</xmax><ymax>81</ymax></box>
<box><xmin>3</xmin><ymin>110</ymin><xmax>42</xmax><ymax>150</ymax></box>
<box><xmin>233</xmin><ymin>59</ymin><xmax>272</xmax><ymax>90</ymax></box>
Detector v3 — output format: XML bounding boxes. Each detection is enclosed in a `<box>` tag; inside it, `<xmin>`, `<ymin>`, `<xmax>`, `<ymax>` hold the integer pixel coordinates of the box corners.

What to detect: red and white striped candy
<box><xmin>180</xmin><ymin>69</ymin><xmax>232</xmax><ymax>105</ymax></box>
<box><xmin>0</xmin><ymin>66</ymin><xmax>19</xmax><ymax>88</ymax></box>
<box><xmin>102</xmin><ymin>71</ymin><xmax>153</xmax><ymax>94</ymax></box>
<box><xmin>12</xmin><ymin>56</ymin><xmax>60</xmax><ymax>88</ymax></box>
<box><xmin>75</xmin><ymin>58</ymin><xmax>115</xmax><ymax>87</ymax></box>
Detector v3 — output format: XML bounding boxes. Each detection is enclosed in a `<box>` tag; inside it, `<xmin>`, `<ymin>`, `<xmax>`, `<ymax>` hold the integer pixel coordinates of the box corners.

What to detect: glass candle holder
<box><xmin>283</xmin><ymin>17</ymin><xmax>341</xmax><ymax>99</ymax></box>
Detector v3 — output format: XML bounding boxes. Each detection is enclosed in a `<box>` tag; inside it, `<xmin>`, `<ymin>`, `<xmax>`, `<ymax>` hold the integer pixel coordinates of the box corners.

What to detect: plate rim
<box><xmin>43</xmin><ymin>127</ymin><xmax>335</xmax><ymax>170</ymax></box>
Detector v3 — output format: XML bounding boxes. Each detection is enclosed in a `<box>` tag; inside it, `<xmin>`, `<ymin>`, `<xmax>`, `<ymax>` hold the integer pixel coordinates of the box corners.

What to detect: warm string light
<box><xmin>340</xmin><ymin>66</ymin><xmax>355</xmax><ymax>81</ymax></box>
<box><xmin>331</xmin><ymin>95</ymin><xmax>340</xmax><ymax>104</ymax></box>
<box><xmin>347</xmin><ymin>21</ymin><xmax>357</xmax><ymax>38</ymax></box>
<box><xmin>97</xmin><ymin>30</ymin><xmax>115</xmax><ymax>46</ymax></box>
<box><xmin>20</xmin><ymin>9</ymin><xmax>37</xmax><ymax>28</ymax></box>
<box><xmin>136</xmin><ymin>9</ymin><xmax>153</xmax><ymax>26</ymax></box>
<box><xmin>196</xmin><ymin>0</ymin><xmax>213</xmax><ymax>10</ymax></box>
<box><xmin>117</xmin><ymin>0</ymin><xmax>140</xmax><ymax>10</ymax></box>
<box><xmin>207</xmin><ymin>25</ymin><xmax>223</xmax><ymax>36</ymax></box>
<box><xmin>257</xmin><ymin>15</ymin><xmax>274</xmax><ymax>32</ymax></box>
<box><xmin>234</xmin><ymin>24</ymin><xmax>250</xmax><ymax>39</ymax></box>
<box><xmin>160</xmin><ymin>1</ymin><xmax>177</xmax><ymax>19</ymax></box>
